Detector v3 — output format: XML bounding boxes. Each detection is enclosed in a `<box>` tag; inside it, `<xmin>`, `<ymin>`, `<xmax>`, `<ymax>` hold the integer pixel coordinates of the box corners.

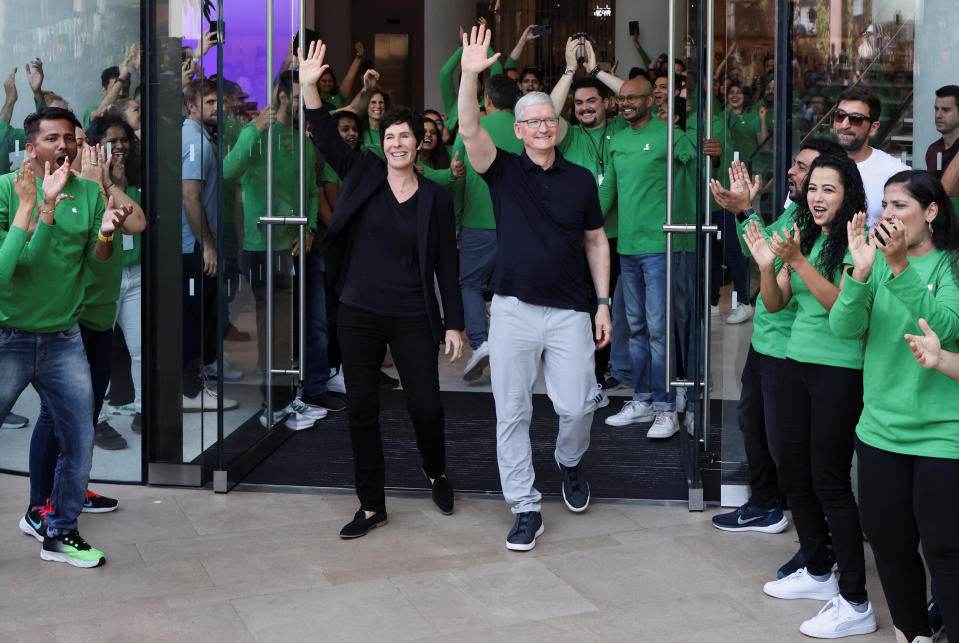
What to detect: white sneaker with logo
<box><xmin>799</xmin><ymin>595</ymin><xmax>877</xmax><ymax>638</ymax></box>
<box><xmin>764</xmin><ymin>568</ymin><xmax>840</xmax><ymax>600</ymax></box>
<box><xmin>587</xmin><ymin>383</ymin><xmax>609</xmax><ymax>410</ymax></box>
<box><xmin>604</xmin><ymin>400</ymin><xmax>655</xmax><ymax>426</ymax></box>
<box><xmin>726</xmin><ymin>303</ymin><xmax>754</xmax><ymax>325</ymax></box>
<box><xmin>647</xmin><ymin>412</ymin><xmax>679</xmax><ymax>439</ymax></box>
<box><xmin>291</xmin><ymin>397</ymin><xmax>328</xmax><ymax>421</ymax></box>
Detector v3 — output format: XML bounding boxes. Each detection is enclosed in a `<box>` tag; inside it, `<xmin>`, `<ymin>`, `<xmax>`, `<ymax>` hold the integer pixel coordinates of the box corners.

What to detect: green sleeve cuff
<box><xmin>828</xmin><ymin>268</ymin><xmax>872</xmax><ymax>339</ymax></box>
<box><xmin>0</xmin><ymin>224</ymin><xmax>29</xmax><ymax>283</ymax></box>
<box><xmin>504</xmin><ymin>56</ymin><xmax>519</xmax><ymax>70</ymax></box>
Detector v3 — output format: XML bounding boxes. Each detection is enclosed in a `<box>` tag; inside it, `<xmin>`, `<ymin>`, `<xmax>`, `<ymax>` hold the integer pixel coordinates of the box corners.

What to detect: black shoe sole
<box><xmin>339</xmin><ymin>519</ymin><xmax>388</xmax><ymax>539</ymax></box>
<box><xmin>463</xmin><ymin>355</ymin><xmax>490</xmax><ymax>382</ymax></box>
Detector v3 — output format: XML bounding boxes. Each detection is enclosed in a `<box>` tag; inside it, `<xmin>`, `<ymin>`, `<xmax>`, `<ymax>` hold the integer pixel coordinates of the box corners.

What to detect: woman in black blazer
<box><xmin>301</xmin><ymin>41</ymin><xmax>465</xmax><ymax>539</ymax></box>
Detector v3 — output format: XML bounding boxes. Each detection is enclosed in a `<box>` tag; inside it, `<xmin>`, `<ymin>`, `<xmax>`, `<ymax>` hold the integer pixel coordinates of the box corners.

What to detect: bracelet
<box><xmin>564</xmin><ymin>67</ymin><xmax>574</xmax><ymax>75</ymax></box>
<box><xmin>597</xmin><ymin>297</ymin><xmax>611</xmax><ymax>307</ymax></box>
<box><xmin>98</xmin><ymin>231</ymin><xmax>114</xmax><ymax>243</ymax></box>
<box><xmin>103</xmin><ymin>183</ymin><xmax>115</xmax><ymax>191</ymax></box>
<box><xmin>589</xmin><ymin>66</ymin><xmax>602</xmax><ymax>78</ymax></box>
<box><xmin>38</xmin><ymin>207</ymin><xmax>55</xmax><ymax>217</ymax></box>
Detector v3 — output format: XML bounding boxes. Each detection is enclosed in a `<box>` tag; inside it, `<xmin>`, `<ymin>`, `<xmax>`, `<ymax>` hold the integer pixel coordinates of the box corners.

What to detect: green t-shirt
<box><xmin>439</xmin><ymin>46</ymin><xmax>504</xmax><ymax>131</ymax></box>
<box><xmin>557</xmin><ymin>115</ymin><xmax>628</xmax><ymax>238</ymax></box>
<box><xmin>360</xmin><ymin>129</ymin><xmax>386</xmax><ymax>160</ymax></box>
<box><xmin>0</xmin><ymin>122</ymin><xmax>27</xmax><ymax>174</ymax></box>
<box><xmin>784</xmin><ymin>234</ymin><xmax>863</xmax><ymax>369</ymax></box>
<box><xmin>599</xmin><ymin>117</ymin><xmax>694</xmax><ymax>255</ymax></box>
<box><xmin>0</xmin><ymin>171</ymin><xmax>104</xmax><ymax>332</ymax></box>
<box><xmin>736</xmin><ymin>203</ymin><xmax>798</xmax><ymax>359</ymax></box>
<box><xmin>452</xmin><ymin>110</ymin><xmax>524</xmax><ymax>230</ymax></box>
<box><xmin>120</xmin><ymin>186</ymin><xmax>142</xmax><ymax>267</ymax></box>
<box><xmin>83</xmin><ymin>105</ymin><xmax>97</xmax><ymax>130</ymax></box>
<box><xmin>321</xmin><ymin>91</ymin><xmax>346</xmax><ymax>109</ymax></box>
<box><xmin>319</xmin><ymin>160</ymin><xmax>341</xmax><ymax>187</ymax></box>
<box><xmin>223</xmin><ymin>120</ymin><xmax>319</xmax><ymax>251</ymax></box>
<box><xmin>721</xmin><ymin>109</ymin><xmax>760</xmax><ymax>175</ymax></box>
<box><xmin>830</xmin><ymin>251</ymin><xmax>959</xmax><ymax>458</ymax></box>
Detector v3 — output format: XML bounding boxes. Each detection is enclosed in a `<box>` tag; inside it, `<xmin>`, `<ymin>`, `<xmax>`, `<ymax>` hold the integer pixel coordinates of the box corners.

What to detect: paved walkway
<box><xmin>0</xmin><ymin>473</ymin><xmax>917</xmax><ymax>641</ymax></box>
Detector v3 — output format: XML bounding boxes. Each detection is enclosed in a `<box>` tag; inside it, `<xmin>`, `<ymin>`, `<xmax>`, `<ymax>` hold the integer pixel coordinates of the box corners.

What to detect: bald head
<box><xmin>619</xmin><ymin>76</ymin><xmax>654</xmax><ymax>126</ymax></box>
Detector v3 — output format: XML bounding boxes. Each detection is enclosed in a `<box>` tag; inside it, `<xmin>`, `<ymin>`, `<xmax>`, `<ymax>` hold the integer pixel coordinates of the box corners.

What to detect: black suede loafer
<box><xmin>426</xmin><ymin>472</ymin><xmax>454</xmax><ymax>515</ymax></box>
<box><xmin>339</xmin><ymin>509</ymin><xmax>388</xmax><ymax>539</ymax></box>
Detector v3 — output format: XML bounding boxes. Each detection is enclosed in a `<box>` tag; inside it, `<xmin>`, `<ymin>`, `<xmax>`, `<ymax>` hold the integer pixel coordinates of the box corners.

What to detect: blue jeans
<box><xmin>0</xmin><ymin>326</ymin><xmax>94</xmax><ymax>535</ymax></box>
<box><xmin>609</xmin><ymin>278</ymin><xmax>631</xmax><ymax>384</ymax></box>
<box><xmin>30</xmin><ymin>325</ymin><xmax>112</xmax><ymax>508</ymax></box>
<box><xmin>302</xmin><ymin>247</ymin><xmax>331</xmax><ymax>397</ymax></box>
<box><xmin>620</xmin><ymin>253</ymin><xmax>674</xmax><ymax>411</ymax></box>
<box><xmin>458</xmin><ymin>227</ymin><xmax>497</xmax><ymax>349</ymax></box>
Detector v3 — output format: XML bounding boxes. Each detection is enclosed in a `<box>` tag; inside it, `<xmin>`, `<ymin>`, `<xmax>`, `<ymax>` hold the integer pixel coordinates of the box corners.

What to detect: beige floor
<box><xmin>0</xmin><ymin>473</ymin><xmax>930</xmax><ymax>642</ymax></box>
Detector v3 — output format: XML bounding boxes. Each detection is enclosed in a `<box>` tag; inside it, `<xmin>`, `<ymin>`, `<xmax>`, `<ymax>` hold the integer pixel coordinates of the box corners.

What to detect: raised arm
<box><xmin>25</xmin><ymin>58</ymin><xmax>44</xmax><ymax>109</ymax></box>
<box><xmin>300</xmin><ymin>40</ymin><xmax>364</xmax><ymax>178</ymax></box>
<box><xmin>458</xmin><ymin>26</ymin><xmax>500</xmax><ymax>175</ymax></box>
<box><xmin>1</xmin><ymin>68</ymin><xmax>17</xmax><ymax>125</ymax></box>
<box><xmin>507</xmin><ymin>25</ymin><xmax>539</xmax><ymax>69</ymax></box>
<box><xmin>550</xmin><ymin>38</ymin><xmax>579</xmax><ymax>143</ymax></box>
<box><xmin>585</xmin><ymin>40</ymin><xmax>625</xmax><ymax>96</ymax></box>
<box><xmin>338</xmin><ymin>42</ymin><xmax>365</xmax><ymax>100</ymax></box>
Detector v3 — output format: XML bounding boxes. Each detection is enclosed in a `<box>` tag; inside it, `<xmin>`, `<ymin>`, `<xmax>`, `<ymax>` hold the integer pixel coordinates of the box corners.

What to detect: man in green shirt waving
<box><xmin>0</xmin><ymin>107</ymin><xmax>131</xmax><ymax>568</ymax></box>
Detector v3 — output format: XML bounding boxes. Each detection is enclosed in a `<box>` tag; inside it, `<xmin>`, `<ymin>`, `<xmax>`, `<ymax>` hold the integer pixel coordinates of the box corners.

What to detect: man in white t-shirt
<box><xmin>832</xmin><ymin>85</ymin><xmax>909</xmax><ymax>225</ymax></box>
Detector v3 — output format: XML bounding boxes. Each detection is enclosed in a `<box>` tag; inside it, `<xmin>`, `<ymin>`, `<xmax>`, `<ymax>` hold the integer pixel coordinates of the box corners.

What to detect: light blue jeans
<box><xmin>458</xmin><ymin>227</ymin><xmax>497</xmax><ymax>349</ymax></box>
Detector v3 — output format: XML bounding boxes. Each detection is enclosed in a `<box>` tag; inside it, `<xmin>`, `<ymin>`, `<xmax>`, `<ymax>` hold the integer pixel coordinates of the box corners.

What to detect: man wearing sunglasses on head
<box><xmin>833</xmin><ymin>85</ymin><xmax>909</xmax><ymax>226</ymax></box>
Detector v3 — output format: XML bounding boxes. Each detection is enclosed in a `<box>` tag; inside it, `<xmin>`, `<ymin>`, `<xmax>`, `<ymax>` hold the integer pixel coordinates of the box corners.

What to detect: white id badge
<box><xmin>597</xmin><ymin>173</ymin><xmax>605</xmax><ymax>186</ymax></box>
<box><xmin>122</xmin><ymin>234</ymin><xmax>134</xmax><ymax>251</ymax></box>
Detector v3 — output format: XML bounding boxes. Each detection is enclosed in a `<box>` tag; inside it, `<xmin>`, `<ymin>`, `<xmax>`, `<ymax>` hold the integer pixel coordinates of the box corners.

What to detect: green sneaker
<box><xmin>41</xmin><ymin>530</ymin><xmax>105</xmax><ymax>568</ymax></box>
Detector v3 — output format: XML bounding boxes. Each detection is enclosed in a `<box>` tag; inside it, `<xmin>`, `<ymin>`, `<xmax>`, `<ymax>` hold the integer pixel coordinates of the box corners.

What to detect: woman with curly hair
<box><xmin>743</xmin><ymin>153</ymin><xmax>875</xmax><ymax>639</ymax></box>
<box><xmin>831</xmin><ymin>170</ymin><xmax>959</xmax><ymax>642</ymax></box>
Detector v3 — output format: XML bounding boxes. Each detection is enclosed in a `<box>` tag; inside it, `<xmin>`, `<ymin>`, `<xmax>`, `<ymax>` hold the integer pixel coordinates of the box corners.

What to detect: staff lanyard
<box><xmin>582</xmin><ymin>123</ymin><xmax>609</xmax><ymax>178</ymax></box>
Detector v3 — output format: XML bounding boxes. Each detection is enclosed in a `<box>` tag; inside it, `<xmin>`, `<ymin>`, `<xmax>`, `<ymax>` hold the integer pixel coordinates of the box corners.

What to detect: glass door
<box><xmin>145</xmin><ymin>0</ymin><xmax>311</xmax><ymax>490</ymax></box>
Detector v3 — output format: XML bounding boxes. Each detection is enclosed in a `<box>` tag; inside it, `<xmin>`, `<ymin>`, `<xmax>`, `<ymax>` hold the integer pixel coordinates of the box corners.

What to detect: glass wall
<box><xmin>0</xmin><ymin>0</ymin><xmax>144</xmax><ymax>482</ymax></box>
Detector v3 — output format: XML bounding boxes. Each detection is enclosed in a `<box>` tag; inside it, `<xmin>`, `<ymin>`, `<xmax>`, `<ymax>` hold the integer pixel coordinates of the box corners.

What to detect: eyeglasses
<box><xmin>833</xmin><ymin>109</ymin><xmax>871</xmax><ymax>127</ymax></box>
<box><xmin>616</xmin><ymin>93</ymin><xmax>650</xmax><ymax>103</ymax></box>
<box><xmin>517</xmin><ymin>117</ymin><xmax>560</xmax><ymax>129</ymax></box>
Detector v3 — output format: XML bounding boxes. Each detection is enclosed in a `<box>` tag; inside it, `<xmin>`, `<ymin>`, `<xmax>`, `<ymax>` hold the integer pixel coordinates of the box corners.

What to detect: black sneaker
<box><xmin>94</xmin><ymin>421</ymin><xmax>128</xmax><ymax>450</ymax></box>
<box><xmin>131</xmin><ymin>412</ymin><xmax>142</xmax><ymax>434</ymax></box>
<box><xmin>604</xmin><ymin>376</ymin><xmax>627</xmax><ymax>391</ymax></box>
<box><xmin>506</xmin><ymin>511</ymin><xmax>544</xmax><ymax>551</ymax></box>
<box><xmin>778</xmin><ymin>545</ymin><xmax>836</xmax><ymax>578</ymax></box>
<box><xmin>339</xmin><ymin>509</ymin><xmax>388</xmax><ymax>539</ymax></box>
<box><xmin>82</xmin><ymin>489</ymin><xmax>119</xmax><ymax>513</ymax></box>
<box><xmin>379</xmin><ymin>371</ymin><xmax>399</xmax><ymax>389</ymax></box>
<box><xmin>559</xmin><ymin>462</ymin><xmax>590</xmax><ymax>513</ymax></box>
<box><xmin>425</xmin><ymin>471</ymin><xmax>454</xmax><ymax>515</ymax></box>
<box><xmin>41</xmin><ymin>530</ymin><xmax>105</xmax><ymax>568</ymax></box>
<box><xmin>301</xmin><ymin>391</ymin><xmax>347</xmax><ymax>412</ymax></box>
<box><xmin>19</xmin><ymin>503</ymin><xmax>52</xmax><ymax>542</ymax></box>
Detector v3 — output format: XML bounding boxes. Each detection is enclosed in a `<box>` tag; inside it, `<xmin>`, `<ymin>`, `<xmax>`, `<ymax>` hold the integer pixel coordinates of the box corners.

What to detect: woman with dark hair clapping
<box><xmin>831</xmin><ymin>170</ymin><xmax>959</xmax><ymax>642</ymax></box>
<box><xmin>743</xmin><ymin>153</ymin><xmax>875</xmax><ymax>639</ymax></box>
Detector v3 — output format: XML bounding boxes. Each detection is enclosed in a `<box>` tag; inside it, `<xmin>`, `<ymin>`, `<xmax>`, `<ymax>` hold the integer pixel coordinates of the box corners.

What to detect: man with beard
<box><xmin>833</xmin><ymin>85</ymin><xmax>909</xmax><ymax>225</ymax></box>
<box><xmin>925</xmin><ymin>85</ymin><xmax>959</xmax><ymax>204</ymax></box>
<box><xmin>600</xmin><ymin>75</ymin><xmax>695</xmax><ymax>439</ymax></box>
<box><xmin>223</xmin><ymin>71</ymin><xmax>331</xmax><ymax>425</ymax></box>
<box><xmin>459</xmin><ymin>26</ymin><xmax>611</xmax><ymax>551</ymax></box>
<box><xmin>709</xmin><ymin>139</ymin><xmax>845</xmax><ymax>545</ymax></box>
<box><xmin>0</xmin><ymin>107</ymin><xmax>132</xmax><ymax>567</ymax></box>
<box><xmin>549</xmin><ymin>37</ymin><xmax>629</xmax><ymax>395</ymax></box>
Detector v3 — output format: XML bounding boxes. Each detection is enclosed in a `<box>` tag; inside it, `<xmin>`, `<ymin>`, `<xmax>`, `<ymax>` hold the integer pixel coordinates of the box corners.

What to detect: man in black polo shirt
<box><xmin>458</xmin><ymin>26</ymin><xmax>611</xmax><ymax>552</ymax></box>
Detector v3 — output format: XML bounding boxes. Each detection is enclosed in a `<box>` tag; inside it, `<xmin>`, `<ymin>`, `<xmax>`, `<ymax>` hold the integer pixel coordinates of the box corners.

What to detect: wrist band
<box><xmin>589</xmin><ymin>66</ymin><xmax>602</xmax><ymax>78</ymax></box>
<box><xmin>103</xmin><ymin>183</ymin><xmax>115</xmax><ymax>191</ymax></box>
<box><xmin>564</xmin><ymin>67</ymin><xmax>574</xmax><ymax>75</ymax></box>
<box><xmin>39</xmin><ymin>207</ymin><xmax>55</xmax><ymax>217</ymax></box>
<box><xmin>98</xmin><ymin>231</ymin><xmax>114</xmax><ymax>243</ymax></box>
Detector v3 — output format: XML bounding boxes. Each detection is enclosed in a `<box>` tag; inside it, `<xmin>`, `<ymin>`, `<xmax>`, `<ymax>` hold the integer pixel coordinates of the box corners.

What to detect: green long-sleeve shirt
<box><xmin>223</xmin><ymin>120</ymin><xmax>319</xmax><ymax>251</ymax></box>
<box><xmin>439</xmin><ymin>46</ymin><xmax>504</xmax><ymax>131</ymax></box>
<box><xmin>0</xmin><ymin>121</ymin><xmax>27</xmax><ymax>174</ymax></box>
<box><xmin>830</xmin><ymin>251</ymin><xmax>959</xmax><ymax>458</ymax></box>
<box><xmin>735</xmin><ymin>204</ymin><xmax>798</xmax><ymax>359</ymax></box>
<box><xmin>0</xmin><ymin>171</ymin><xmax>104</xmax><ymax>332</ymax></box>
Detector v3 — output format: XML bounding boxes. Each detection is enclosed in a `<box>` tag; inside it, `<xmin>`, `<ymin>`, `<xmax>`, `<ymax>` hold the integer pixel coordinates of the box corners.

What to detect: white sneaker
<box><xmin>587</xmin><ymin>383</ymin><xmax>609</xmax><ymax>410</ymax></box>
<box><xmin>104</xmin><ymin>403</ymin><xmax>137</xmax><ymax>416</ymax></box>
<box><xmin>799</xmin><ymin>596</ymin><xmax>877</xmax><ymax>638</ymax></box>
<box><xmin>327</xmin><ymin>368</ymin><xmax>346</xmax><ymax>394</ymax></box>
<box><xmin>291</xmin><ymin>397</ymin><xmax>328</xmax><ymax>421</ymax></box>
<box><xmin>726</xmin><ymin>303</ymin><xmax>754</xmax><ymax>325</ymax></box>
<box><xmin>183</xmin><ymin>388</ymin><xmax>238</xmax><ymax>412</ymax></box>
<box><xmin>909</xmin><ymin>637</ymin><xmax>934</xmax><ymax>643</ymax></box>
<box><xmin>710</xmin><ymin>305</ymin><xmax>720</xmax><ymax>317</ymax></box>
<box><xmin>675</xmin><ymin>387</ymin><xmax>687</xmax><ymax>412</ymax></box>
<box><xmin>203</xmin><ymin>359</ymin><xmax>244</xmax><ymax>382</ymax></box>
<box><xmin>647</xmin><ymin>411</ymin><xmax>679</xmax><ymax>438</ymax></box>
<box><xmin>764</xmin><ymin>568</ymin><xmax>840</xmax><ymax>600</ymax></box>
<box><xmin>259</xmin><ymin>405</ymin><xmax>290</xmax><ymax>428</ymax></box>
<box><xmin>283</xmin><ymin>411</ymin><xmax>318</xmax><ymax>431</ymax></box>
<box><xmin>605</xmin><ymin>400</ymin><xmax>655</xmax><ymax>426</ymax></box>
<box><xmin>463</xmin><ymin>341</ymin><xmax>490</xmax><ymax>382</ymax></box>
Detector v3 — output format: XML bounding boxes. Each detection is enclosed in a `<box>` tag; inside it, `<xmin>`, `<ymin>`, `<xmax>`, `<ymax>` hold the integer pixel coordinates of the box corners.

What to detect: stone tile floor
<box><xmin>0</xmin><ymin>473</ymin><xmax>930</xmax><ymax>642</ymax></box>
